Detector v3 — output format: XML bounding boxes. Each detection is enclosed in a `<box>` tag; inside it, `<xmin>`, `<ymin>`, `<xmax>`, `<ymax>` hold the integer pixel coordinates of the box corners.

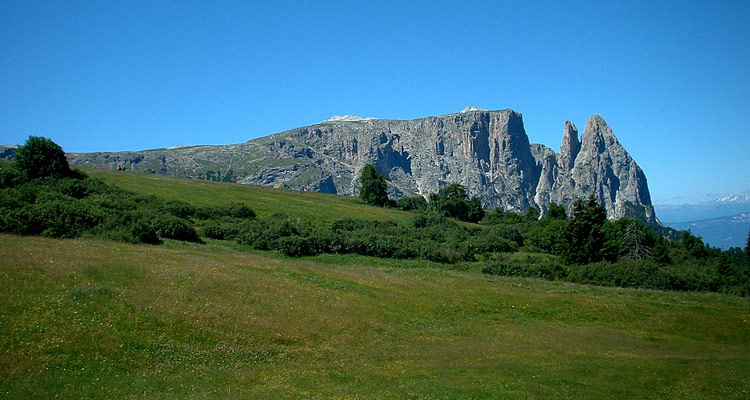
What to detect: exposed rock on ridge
<box><xmin>64</xmin><ymin>109</ymin><xmax>657</xmax><ymax>222</ymax></box>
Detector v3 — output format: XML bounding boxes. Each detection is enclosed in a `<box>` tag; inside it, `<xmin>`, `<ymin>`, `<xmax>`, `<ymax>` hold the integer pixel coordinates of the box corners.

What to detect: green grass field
<box><xmin>83</xmin><ymin>168</ymin><xmax>416</xmax><ymax>225</ymax></box>
<box><xmin>1</xmin><ymin>169</ymin><xmax>749</xmax><ymax>398</ymax></box>
<box><xmin>1</xmin><ymin>235</ymin><xmax>749</xmax><ymax>399</ymax></box>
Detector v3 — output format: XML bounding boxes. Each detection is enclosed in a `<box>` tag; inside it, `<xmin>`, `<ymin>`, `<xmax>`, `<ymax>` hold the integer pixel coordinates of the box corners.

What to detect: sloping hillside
<box><xmin>82</xmin><ymin>167</ymin><xmax>417</xmax><ymax>225</ymax></box>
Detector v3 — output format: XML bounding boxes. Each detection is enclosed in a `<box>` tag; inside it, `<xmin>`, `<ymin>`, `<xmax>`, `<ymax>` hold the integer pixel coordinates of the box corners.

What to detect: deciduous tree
<box><xmin>15</xmin><ymin>136</ymin><xmax>72</xmax><ymax>179</ymax></box>
<box><xmin>359</xmin><ymin>164</ymin><xmax>388</xmax><ymax>207</ymax></box>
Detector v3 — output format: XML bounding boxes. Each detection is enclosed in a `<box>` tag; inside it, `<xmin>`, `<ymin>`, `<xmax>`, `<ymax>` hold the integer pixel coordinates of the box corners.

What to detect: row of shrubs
<box><xmin>0</xmin><ymin>167</ymin><xmax>525</xmax><ymax>263</ymax></box>
<box><xmin>482</xmin><ymin>255</ymin><xmax>749</xmax><ymax>296</ymax></box>
<box><xmin>0</xmin><ymin>168</ymin><xmax>254</xmax><ymax>245</ymax></box>
<box><xmin>199</xmin><ymin>212</ymin><xmax>523</xmax><ymax>264</ymax></box>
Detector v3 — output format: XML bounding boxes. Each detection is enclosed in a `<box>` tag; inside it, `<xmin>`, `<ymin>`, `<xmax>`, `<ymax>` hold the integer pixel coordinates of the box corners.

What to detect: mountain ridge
<box><xmin>7</xmin><ymin>108</ymin><xmax>658</xmax><ymax>222</ymax></box>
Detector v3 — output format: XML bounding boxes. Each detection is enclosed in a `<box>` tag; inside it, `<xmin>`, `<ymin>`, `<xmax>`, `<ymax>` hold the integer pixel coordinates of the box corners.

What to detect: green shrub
<box><xmin>236</xmin><ymin>213</ymin><xmax>301</xmax><ymax>250</ymax></box>
<box><xmin>162</xmin><ymin>200</ymin><xmax>197</xmax><ymax>219</ymax></box>
<box><xmin>195</xmin><ymin>202</ymin><xmax>255</xmax><ymax>220</ymax></box>
<box><xmin>151</xmin><ymin>215</ymin><xmax>202</xmax><ymax>243</ymax></box>
<box><xmin>527</xmin><ymin>219</ymin><xmax>568</xmax><ymax>254</ymax></box>
<box><xmin>129</xmin><ymin>220</ymin><xmax>162</xmax><ymax>244</ymax></box>
<box><xmin>32</xmin><ymin>196</ymin><xmax>102</xmax><ymax>238</ymax></box>
<box><xmin>487</xmin><ymin>224</ymin><xmax>524</xmax><ymax>246</ymax></box>
<box><xmin>0</xmin><ymin>164</ymin><xmax>26</xmax><ymax>188</ymax></box>
<box><xmin>396</xmin><ymin>196</ymin><xmax>428</xmax><ymax>211</ymax></box>
<box><xmin>199</xmin><ymin>217</ymin><xmax>253</xmax><ymax>240</ymax></box>
<box><xmin>56</xmin><ymin>177</ymin><xmax>106</xmax><ymax>199</ymax></box>
<box><xmin>482</xmin><ymin>209</ymin><xmax>524</xmax><ymax>225</ymax></box>
<box><xmin>472</xmin><ymin>235</ymin><xmax>518</xmax><ymax>253</ymax></box>
<box><xmin>427</xmin><ymin>184</ymin><xmax>485</xmax><ymax>223</ymax></box>
<box><xmin>275</xmin><ymin>235</ymin><xmax>318</xmax><ymax>257</ymax></box>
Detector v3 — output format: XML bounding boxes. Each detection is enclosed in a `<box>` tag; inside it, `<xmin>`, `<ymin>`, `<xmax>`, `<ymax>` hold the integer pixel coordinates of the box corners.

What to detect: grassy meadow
<box><xmin>1</xmin><ymin>168</ymin><xmax>749</xmax><ymax>398</ymax></box>
<box><xmin>83</xmin><ymin>168</ymin><xmax>416</xmax><ymax>225</ymax></box>
<box><xmin>1</xmin><ymin>233</ymin><xmax>749</xmax><ymax>399</ymax></box>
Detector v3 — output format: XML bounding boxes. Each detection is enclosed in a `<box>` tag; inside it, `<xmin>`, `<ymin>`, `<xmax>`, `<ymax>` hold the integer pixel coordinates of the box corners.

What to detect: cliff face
<box><xmin>65</xmin><ymin>109</ymin><xmax>657</xmax><ymax>222</ymax></box>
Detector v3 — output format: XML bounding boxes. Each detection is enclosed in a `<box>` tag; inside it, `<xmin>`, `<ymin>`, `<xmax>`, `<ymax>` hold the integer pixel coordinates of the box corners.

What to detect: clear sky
<box><xmin>1</xmin><ymin>1</ymin><xmax>748</xmax><ymax>205</ymax></box>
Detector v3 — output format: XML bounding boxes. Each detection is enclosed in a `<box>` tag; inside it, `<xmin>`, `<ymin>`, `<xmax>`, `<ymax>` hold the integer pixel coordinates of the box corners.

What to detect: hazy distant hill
<box><xmin>666</xmin><ymin>212</ymin><xmax>750</xmax><ymax>250</ymax></box>
<box><xmin>655</xmin><ymin>193</ymin><xmax>750</xmax><ymax>223</ymax></box>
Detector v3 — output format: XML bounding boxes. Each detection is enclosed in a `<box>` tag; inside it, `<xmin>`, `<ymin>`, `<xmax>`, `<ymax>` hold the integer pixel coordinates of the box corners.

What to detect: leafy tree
<box><xmin>428</xmin><ymin>183</ymin><xmax>484</xmax><ymax>223</ymax></box>
<box><xmin>527</xmin><ymin>218</ymin><xmax>569</xmax><ymax>255</ymax></box>
<box><xmin>15</xmin><ymin>136</ymin><xmax>73</xmax><ymax>179</ymax></box>
<box><xmin>396</xmin><ymin>195</ymin><xmax>427</xmax><ymax>211</ymax></box>
<box><xmin>651</xmin><ymin>236</ymin><xmax>672</xmax><ymax>265</ymax></box>
<box><xmin>564</xmin><ymin>195</ymin><xmax>607</xmax><ymax>264</ymax></box>
<box><xmin>745</xmin><ymin>230</ymin><xmax>750</xmax><ymax>262</ymax></box>
<box><xmin>465</xmin><ymin>197</ymin><xmax>485</xmax><ymax>223</ymax></box>
<box><xmin>547</xmin><ymin>202</ymin><xmax>567</xmax><ymax>220</ymax></box>
<box><xmin>680</xmin><ymin>230</ymin><xmax>707</xmax><ymax>259</ymax></box>
<box><xmin>359</xmin><ymin>164</ymin><xmax>388</xmax><ymax>207</ymax></box>
<box><xmin>524</xmin><ymin>206</ymin><xmax>540</xmax><ymax>221</ymax></box>
<box><xmin>482</xmin><ymin>208</ymin><xmax>524</xmax><ymax>225</ymax></box>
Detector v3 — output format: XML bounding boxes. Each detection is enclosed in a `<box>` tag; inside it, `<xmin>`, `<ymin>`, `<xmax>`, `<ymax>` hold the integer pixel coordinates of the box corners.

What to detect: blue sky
<box><xmin>1</xmin><ymin>1</ymin><xmax>748</xmax><ymax>205</ymax></box>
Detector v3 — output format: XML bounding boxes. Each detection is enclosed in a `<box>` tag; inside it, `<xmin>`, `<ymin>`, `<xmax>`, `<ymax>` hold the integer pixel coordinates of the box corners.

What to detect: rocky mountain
<box><xmin>59</xmin><ymin>108</ymin><xmax>656</xmax><ymax>222</ymax></box>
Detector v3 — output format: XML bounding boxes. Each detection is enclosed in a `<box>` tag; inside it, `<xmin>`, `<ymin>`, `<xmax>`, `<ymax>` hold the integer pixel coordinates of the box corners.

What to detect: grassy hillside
<box><xmin>82</xmin><ymin>168</ymin><xmax>416</xmax><ymax>225</ymax></box>
<box><xmin>1</xmin><ymin>234</ymin><xmax>749</xmax><ymax>399</ymax></box>
<box><xmin>2</xmin><ymin>167</ymin><xmax>749</xmax><ymax>397</ymax></box>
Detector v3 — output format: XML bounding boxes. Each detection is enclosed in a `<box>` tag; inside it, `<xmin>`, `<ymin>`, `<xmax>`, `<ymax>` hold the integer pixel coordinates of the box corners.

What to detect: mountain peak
<box><xmin>460</xmin><ymin>106</ymin><xmax>487</xmax><ymax>113</ymax></box>
<box><xmin>324</xmin><ymin>115</ymin><xmax>376</xmax><ymax>123</ymax></box>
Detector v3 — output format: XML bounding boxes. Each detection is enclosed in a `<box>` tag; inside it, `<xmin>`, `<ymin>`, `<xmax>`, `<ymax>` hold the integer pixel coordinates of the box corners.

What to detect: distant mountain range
<box><xmin>655</xmin><ymin>193</ymin><xmax>750</xmax><ymax>249</ymax></box>
<box><xmin>666</xmin><ymin>213</ymin><xmax>749</xmax><ymax>250</ymax></box>
<box><xmin>655</xmin><ymin>193</ymin><xmax>750</xmax><ymax>222</ymax></box>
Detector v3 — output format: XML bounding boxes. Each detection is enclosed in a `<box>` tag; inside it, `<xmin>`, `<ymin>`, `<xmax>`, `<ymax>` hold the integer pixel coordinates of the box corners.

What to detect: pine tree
<box><xmin>623</xmin><ymin>221</ymin><xmax>651</xmax><ymax>261</ymax></box>
<box><xmin>564</xmin><ymin>195</ymin><xmax>607</xmax><ymax>264</ymax></box>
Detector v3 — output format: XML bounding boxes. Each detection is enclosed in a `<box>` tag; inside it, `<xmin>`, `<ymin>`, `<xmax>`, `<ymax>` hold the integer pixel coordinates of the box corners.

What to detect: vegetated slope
<box><xmin>82</xmin><ymin>167</ymin><xmax>418</xmax><ymax>225</ymax></box>
<box><xmin>1</xmin><ymin>234</ymin><xmax>748</xmax><ymax>399</ymax></box>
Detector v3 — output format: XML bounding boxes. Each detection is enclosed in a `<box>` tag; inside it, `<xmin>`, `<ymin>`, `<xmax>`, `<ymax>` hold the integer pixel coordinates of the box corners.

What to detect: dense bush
<box><xmin>482</xmin><ymin>208</ymin><xmax>525</xmax><ymax>225</ymax></box>
<box><xmin>151</xmin><ymin>215</ymin><xmax>202</xmax><ymax>243</ymax></box>
<box><xmin>0</xmin><ymin>164</ymin><xmax>27</xmax><ymax>189</ymax></box>
<box><xmin>428</xmin><ymin>184</ymin><xmax>485</xmax><ymax>223</ymax></box>
<box><xmin>482</xmin><ymin>256</ymin><xmax>566</xmax><ymax>280</ymax></box>
<box><xmin>0</xmin><ymin>168</ymin><xmax>216</xmax><ymax>245</ymax></box>
<box><xmin>194</xmin><ymin>202</ymin><xmax>256</xmax><ymax>220</ymax></box>
<box><xmin>527</xmin><ymin>218</ymin><xmax>568</xmax><ymax>254</ymax></box>
<box><xmin>199</xmin><ymin>217</ymin><xmax>253</xmax><ymax>240</ymax></box>
<box><xmin>396</xmin><ymin>196</ymin><xmax>428</xmax><ymax>211</ymax></box>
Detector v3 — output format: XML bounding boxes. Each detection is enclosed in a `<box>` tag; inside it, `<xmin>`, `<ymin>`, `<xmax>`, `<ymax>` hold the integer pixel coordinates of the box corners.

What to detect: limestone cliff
<box><xmin>64</xmin><ymin>109</ymin><xmax>657</xmax><ymax>222</ymax></box>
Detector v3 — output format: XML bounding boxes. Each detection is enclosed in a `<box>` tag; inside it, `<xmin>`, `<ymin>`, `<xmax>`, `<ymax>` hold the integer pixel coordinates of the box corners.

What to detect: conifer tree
<box><xmin>564</xmin><ymin>195</ymin><xmax>607</xmax><ymax>264</ymax></box>
<box><xmin>623</xmin><ymin>220</ymin><xmax>651</xmax><ymax>261</ymax></box>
